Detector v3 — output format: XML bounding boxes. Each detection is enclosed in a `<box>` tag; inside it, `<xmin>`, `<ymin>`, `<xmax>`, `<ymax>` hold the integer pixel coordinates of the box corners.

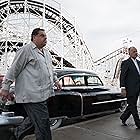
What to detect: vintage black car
<box><xmin>0</xmin><ymin>68</ymin><xmax>127</xmax><ymax>138</ymax></box>
<box><xmin>48</xmin><ymin>68</ymin><xmax>127</xmax><ymax>129</ymax></box>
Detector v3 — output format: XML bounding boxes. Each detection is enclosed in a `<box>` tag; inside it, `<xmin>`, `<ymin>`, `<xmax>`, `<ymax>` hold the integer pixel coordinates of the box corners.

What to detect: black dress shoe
<box><xmin>120</xmin><ymin>118</ymin><xmax>127</xmax><ymax>126</ymax></box>
<box><xmin>121</xmin><ymin>120</ymin><xmax>127</xmax><ymax>126</ymax></box>
<box><xmin>136</xmin><ymin>125</ymin><xmax>140</xmax><ymax>129</ymax></box>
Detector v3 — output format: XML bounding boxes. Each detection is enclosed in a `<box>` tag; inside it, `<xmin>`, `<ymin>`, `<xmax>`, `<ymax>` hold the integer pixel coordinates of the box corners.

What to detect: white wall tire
<box><xmin>50</xmin><ymin>119</ymin><xmax>62</xmax><ymax>130</ymax></box>
<box><xmin>119</xmin><ymin>101</ymin><xmax>127</xmax><ymax>112</ymax></box>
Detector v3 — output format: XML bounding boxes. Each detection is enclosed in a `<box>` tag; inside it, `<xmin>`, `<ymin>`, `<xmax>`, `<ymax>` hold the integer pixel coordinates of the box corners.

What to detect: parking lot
<box><xmin>24</xmin><ymin>108</ymin><xmax>140</xmax><ymax>140</ymax></box>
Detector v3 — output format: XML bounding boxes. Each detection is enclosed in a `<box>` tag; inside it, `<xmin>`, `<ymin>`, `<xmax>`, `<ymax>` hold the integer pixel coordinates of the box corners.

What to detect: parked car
<box><xmin>47</xmin><ymin>68</ymin><xmax>127</xmax><ymax>129</ymax></box>
<box><xmin>0</xmin><ymin>68</ymin><xmax>127</xmax><ymax>138</ymax></box>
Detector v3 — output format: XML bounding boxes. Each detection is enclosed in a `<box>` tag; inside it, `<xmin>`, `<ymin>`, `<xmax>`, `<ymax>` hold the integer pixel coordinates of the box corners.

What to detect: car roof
<box><xmin>54</xmin><ymin>68</ymin><xmax>98</xmax><ymax>78</ymax></box>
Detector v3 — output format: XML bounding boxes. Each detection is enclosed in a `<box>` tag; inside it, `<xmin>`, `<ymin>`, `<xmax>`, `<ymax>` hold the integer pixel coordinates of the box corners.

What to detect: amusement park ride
<box><xmin>0</xmin><ymin>0</ymin><xmax>133</xmax><ymax>86</ymax></box>
<box><xmin>0</xmin><ymin>0</ymin><xmax>94</xmax><ymax>71</ymax></box>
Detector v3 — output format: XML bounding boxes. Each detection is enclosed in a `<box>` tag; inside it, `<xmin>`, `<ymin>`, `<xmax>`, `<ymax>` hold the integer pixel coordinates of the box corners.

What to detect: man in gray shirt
<box><xmin>0</xmin><ymin>28</ymin><xmax>61</xmax><ymax>140</ymax></box>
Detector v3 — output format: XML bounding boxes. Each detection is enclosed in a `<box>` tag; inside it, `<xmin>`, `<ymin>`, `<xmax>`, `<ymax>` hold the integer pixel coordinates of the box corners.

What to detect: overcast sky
<box><xmin>58</xmin><ymin>0</ymin><xmax>140</xmax><ymax>60</ymax></box>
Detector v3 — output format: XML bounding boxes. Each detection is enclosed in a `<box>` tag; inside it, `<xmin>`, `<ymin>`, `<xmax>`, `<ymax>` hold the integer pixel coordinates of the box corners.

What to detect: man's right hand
<box><xmin>121</xmin><ymin>88</ymin><xmax>127</xmax><ymax>97</ymax></box>
<box><xmin>0</xmin><ymin>89</ymin><xmax>13</xmax><ymax>101</ymax></box>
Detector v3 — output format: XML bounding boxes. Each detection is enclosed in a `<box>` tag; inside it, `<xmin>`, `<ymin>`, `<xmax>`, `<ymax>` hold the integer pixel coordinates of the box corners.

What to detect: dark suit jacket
<box><xmin>120</xmin><ymin>57</ymin><xmax>140</xmax><ymax>97</ymax></box>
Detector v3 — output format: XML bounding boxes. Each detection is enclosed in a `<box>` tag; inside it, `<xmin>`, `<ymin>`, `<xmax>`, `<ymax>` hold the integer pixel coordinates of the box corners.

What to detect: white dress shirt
<box><xmin>131</xmin><ymin>58</ymin><xmax>140</xmax><ymax>75</ymax></box>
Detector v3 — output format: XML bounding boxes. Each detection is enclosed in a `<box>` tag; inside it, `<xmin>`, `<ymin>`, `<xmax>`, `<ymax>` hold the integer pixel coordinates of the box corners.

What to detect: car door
<box><xmin>83</xmin><ymin>75</ymin><xmax>112</xmax><ymax>115</ymax></box>
<box><xmin>48</xmin><ymin>74</ymin><xmax>82</xmax><ymax>118</ymax></box>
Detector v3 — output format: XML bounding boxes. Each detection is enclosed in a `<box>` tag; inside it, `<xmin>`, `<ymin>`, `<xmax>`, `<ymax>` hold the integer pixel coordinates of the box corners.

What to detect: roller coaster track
<box><xmin>0</xmin><ymin>0</ymin><xmax>94</xmax><ymax>73</ymax></box>
<box><xmin>93</xmin><ymin>47</ymin><xmax>129</xmax><ymax>85</ymax></box>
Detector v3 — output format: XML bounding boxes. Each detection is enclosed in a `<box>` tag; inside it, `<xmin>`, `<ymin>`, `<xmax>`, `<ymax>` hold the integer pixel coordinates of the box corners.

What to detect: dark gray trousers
<box><xmin>15</xmin><ymin>100</ymin><xmax>52</xmax><ymax>140</ymax></box>
<box><xmin>120</xmin><ymin>95</ymin><xmax>140</xmax><ymax>127</ymax></box>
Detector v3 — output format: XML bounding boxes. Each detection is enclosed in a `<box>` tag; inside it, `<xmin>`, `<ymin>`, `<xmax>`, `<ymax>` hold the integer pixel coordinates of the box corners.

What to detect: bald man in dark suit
<box><xmin>120</xmin><ymin>47</ymin><xmax>140</xmax><ymax>128</ymax></box>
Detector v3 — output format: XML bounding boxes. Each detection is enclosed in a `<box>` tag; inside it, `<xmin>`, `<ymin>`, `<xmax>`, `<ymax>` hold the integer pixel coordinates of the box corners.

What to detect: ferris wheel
<box><xmin>0</xmin><ymin>0</ymin><xmax>94</xmax><ymax>73</ymax></box>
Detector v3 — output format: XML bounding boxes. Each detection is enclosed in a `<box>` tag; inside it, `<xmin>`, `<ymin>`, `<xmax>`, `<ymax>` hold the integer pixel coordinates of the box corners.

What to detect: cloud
<box><xmin>60</xmin><ymin>0</ymin><xmax>140</xmax><ymax>59</ymax></box>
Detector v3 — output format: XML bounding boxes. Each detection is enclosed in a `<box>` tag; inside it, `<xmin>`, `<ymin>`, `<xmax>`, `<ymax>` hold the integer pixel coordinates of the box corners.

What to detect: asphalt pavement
<box><xmin>23</xmin><ymin>108</ymin><xmax>140</xmax><ymax>140</ymax></box>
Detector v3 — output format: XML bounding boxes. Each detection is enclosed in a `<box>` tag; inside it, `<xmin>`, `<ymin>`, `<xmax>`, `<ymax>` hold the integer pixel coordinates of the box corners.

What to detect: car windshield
<box><xmin>59</xmin><ymin>75</ymin><xmax>85</xmax><ymax>86</ymax></box>
<box><xmin>59</xmin><ymin>74</ymin><xmax>103</xmax><ymax>87</ymax></box>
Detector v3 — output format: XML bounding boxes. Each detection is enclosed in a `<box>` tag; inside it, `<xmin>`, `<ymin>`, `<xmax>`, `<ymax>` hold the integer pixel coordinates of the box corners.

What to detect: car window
<box><xmin>64</xmin><ymin>76</ymin><xmax>75</xmax><ymax>86</ymax></box>
<box><xmin>73</xmin><ymin>76</ymin><xmax>85</xmax><ymax>86</ymax></box>
<box><xmin>87</xmin><ymin>76</ymin><xmax>103</xmax><ymax>86</ymax></box>
<box><xmin>59</xmin><ymin>75</ymin><xmax>85</xmax><ymax>86</ymax></box>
